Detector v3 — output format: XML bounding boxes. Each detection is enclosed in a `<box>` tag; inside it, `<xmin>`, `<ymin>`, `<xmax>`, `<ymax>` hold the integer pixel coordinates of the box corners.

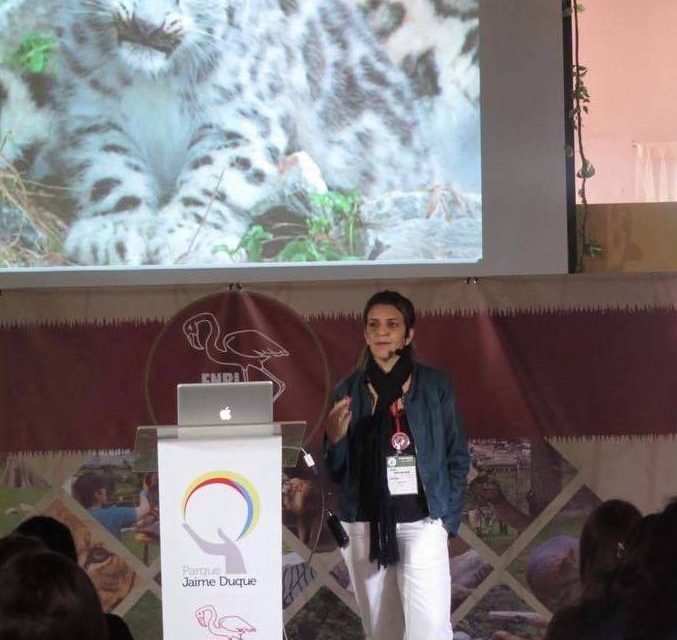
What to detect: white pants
<box><xmin>340</xmin><ymin>519</ymin><xmax>452</xmax><ymax>640</ymax></box>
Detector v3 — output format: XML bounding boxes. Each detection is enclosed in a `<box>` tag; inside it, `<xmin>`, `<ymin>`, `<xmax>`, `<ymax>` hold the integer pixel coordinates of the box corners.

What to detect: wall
<box><xmin>580</xmin><ymin>0</ymin><xmax>677</xmax><ymax>203</ymax></box>
<box><xmin>583</xmin><ymin>202</ymin><xmax>677</xmax><ymax>271</ymax></box>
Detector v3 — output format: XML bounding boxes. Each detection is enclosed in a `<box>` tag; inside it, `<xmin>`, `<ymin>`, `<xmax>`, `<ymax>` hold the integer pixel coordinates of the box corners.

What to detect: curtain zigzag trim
<box><xmin>2</xmin><ymin>274</ymin><xmax>677</xmax><ymax>326</ymax></box>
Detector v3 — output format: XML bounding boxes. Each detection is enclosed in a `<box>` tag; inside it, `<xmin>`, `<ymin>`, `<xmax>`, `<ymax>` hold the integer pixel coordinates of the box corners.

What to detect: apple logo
<box><xmin>219</xmin><ymin>406</ymin><xmax>232</xmax><ymax>421</ymax></box>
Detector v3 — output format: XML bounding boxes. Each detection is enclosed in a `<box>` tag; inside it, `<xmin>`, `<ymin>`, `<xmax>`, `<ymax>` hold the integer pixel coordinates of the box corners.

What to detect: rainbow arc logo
<box><xmin>181</xmin><ymin>471</ymin><xmax>261</xmax><ymax>573</ymax></box>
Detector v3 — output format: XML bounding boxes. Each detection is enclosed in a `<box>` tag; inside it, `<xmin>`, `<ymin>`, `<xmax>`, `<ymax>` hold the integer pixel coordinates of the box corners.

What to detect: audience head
<box><xmin>609</xmin><ymin>498</ymin><xmax>677</xmax><ymax>640</ymax></box>
<box><xmin>0</xmin><ymin>535</ymin><xmax>108</xmax><ymax>640</ymax></box>
<box><xmin>628</xmin><ymin>498</ymin><xmax>677</xmax><ymax>568</ymax></box>
<box><xmin>15</xmin><ymin>516</ymin><xmax>78</xmax><ymax>563</ymax></box>
<box><xmin>578</xmin><ymin>499</ymin><xmax>641</xmax><ymax>595</ymax></box>
<box><xmin>543</xmin><ymin>499</ymin><xmax>642</xmax><ymax>640</ymax></box>
<box><xmin>0</xmin><ymin>534</ymin><xmax>45</xmax><ymax>566</ymax></box>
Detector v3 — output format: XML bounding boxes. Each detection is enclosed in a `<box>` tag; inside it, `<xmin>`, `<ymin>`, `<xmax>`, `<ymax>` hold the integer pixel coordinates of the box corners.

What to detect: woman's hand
<box><xmin>326</xmin><ymin>396</ymin><xmax>351</xmax><ymax>444</ymax></box>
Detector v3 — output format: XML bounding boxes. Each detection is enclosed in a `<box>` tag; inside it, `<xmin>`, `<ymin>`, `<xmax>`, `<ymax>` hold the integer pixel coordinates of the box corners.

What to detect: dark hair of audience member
<box><xmin>613</xmin><ymin>499</ymin><xmax>677</xmax><ymax>640</ymax></box>
<box><xmin>543</xmin><ymin>499</ymin><xmax>642</xmax><ymax>640</ymax></box>
<box><xmin>578</xmin><ymin>499</ymin><xmax>642</xmax><ymax>600</ymax></box>
<box><xmin>15</xmin><ymin>515</ymin><xmax>78</xmax><ymax>562</ymax></box>
<box><xmin>11</xmin><ymin>516</ymin><xmax>136</xmax><ymax>640</ymax></box>
<box><xmin>0</xmin><ymin>533</ymin><xmax>45</xmax><ymax>566</ymax></box>
<box><xmin>0</xmin><ymin>535</ymin><xmax>109</xmax><ymax>640</ymax></box>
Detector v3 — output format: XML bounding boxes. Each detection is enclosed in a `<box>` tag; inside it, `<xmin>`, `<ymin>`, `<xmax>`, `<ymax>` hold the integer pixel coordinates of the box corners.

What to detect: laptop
<box><xmin>177</xmin><ymin>381</ymin><xmax>273</xmax><ymax>427</ymax></box>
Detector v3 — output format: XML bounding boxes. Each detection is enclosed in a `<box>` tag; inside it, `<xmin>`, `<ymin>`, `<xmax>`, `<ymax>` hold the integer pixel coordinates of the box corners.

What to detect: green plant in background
<box><xmin>309</xmin><ymin>189</ymin><xmax>361</xmax><ymax>255</ymax></box>
<box><xmin>227</xmin><ymin>189</ymin><xmax>364</xmax><ymax>262</ymax></box>
<box><xmin>276</xmin><ymin>235</ymin><xmax>342</xmax><ymax>262</ymax></box>
<box><xmin>274</xmin><ymin>188</ymin><xmax>362</xmax><ymax>262</ymax></box>
<box><xmin>216</xmin><ymin>224</ymin><xmax>273</xmax><ymax>261</ymax></box>
<box><xmin>275</xmin><ymin>189</ymin><xmax>363</xmax><ymax>262</ymax></box>
<box><xmin>11</xmin><ymin>32</ymin><xmax>58</xmax><ymax>74</ymax></box>
<box><xmin>566</xmin><ymin>0</ymin><xmax>602</xmax><ymax>270</ymax></box>
<box><xmin>274</xmin><ymin>210</ymin><xmax>342</xmax><ymax>262</ymax></box>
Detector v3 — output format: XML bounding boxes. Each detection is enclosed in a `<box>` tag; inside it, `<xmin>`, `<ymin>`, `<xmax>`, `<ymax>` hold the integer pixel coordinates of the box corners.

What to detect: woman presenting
<box><xmin>325</xmin><ymin>290</ymin><xmax>470</xmax><ymax>640</ymax></box>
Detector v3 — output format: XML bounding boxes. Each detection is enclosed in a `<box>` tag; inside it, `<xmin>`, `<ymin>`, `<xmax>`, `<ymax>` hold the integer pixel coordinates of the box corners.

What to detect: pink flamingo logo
<box><xmin>195</xmin><ymin>605</ymin><xmax>256</xmax><ymax>639</ymax></box>
<box><xmin>182</xmin><ymin>312</ymin><xmax>289</xmax><ymax>400</ymax></box>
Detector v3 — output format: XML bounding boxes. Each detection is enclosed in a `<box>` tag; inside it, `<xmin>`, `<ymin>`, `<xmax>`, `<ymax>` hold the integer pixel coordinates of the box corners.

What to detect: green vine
<box><xmin>568</xmin><ymin>0</ymin><xmax>602</xmax><ymax>270</ymax></box>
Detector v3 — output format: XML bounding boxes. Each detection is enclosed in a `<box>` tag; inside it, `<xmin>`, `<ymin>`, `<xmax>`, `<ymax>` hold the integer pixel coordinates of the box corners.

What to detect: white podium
<box><xmin>134</xmin><ymin>421</ymin><xmax>305</xmax><ymax>640</ymax></box>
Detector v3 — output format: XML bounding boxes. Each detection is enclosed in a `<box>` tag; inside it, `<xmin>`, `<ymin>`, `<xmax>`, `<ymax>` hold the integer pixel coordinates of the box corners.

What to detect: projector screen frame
<box><xmin>0</xmin><ymin>0</ymin><xmax>575</xmax><ymax>290</ymax></box>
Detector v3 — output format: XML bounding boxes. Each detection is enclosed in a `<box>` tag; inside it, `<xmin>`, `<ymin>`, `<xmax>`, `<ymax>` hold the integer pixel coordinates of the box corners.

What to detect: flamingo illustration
<box><xmin>183</xmin><ymin>312</ymin><xmax>289</xmax><ymax>400</ymax></box>
<box><xmin>195</xmin><ymin>605</ymin><xmax>256</xmax><ymax>639</ymax></box>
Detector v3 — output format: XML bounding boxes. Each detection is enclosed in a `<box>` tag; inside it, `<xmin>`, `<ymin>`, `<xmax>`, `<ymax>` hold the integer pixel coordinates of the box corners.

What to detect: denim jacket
<box><xmin>324</xmin><ymin>362</ymin><xmax>470</xmax><ymax>535</ymax></box>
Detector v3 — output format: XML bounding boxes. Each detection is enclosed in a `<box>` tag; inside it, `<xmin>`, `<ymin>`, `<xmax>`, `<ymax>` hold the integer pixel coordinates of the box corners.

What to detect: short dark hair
<box><xmin>72</xmin><ymin>472</ymin><xmax>107</xmax><ymax>509</ymax></box>
<box><xmin>362</xmin><ymin>290</ymin><xmax>416</xmax><ymax>334</ymax></box>
<box><xmin>15</xmin><ymin>516</ymin><xmax>78</xmax><ymax>563</ymax></box>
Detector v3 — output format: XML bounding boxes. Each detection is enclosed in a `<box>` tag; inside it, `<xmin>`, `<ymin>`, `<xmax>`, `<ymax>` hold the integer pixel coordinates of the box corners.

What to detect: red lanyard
<box><xmin>389</xmin><ymin>400</ymin><xmax>411</xmax><ymax>453</ymax></box>
<box><xmin>389</xmin><ymin>401</ymin><xmax>402</xmax><ymax>434</ymax></box>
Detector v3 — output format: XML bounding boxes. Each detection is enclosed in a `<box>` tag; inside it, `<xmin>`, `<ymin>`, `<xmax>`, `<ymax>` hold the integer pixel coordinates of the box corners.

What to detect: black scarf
<box><xmin>353</xmin><ymin>346</ymin><xmax>414</xmax><ymax>567</ymax></box>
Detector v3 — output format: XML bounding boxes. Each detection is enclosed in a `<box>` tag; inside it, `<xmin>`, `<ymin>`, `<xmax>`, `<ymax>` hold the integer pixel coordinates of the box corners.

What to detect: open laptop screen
<box><xmin>177</xmin><ymin>381</ymin><xmax>273</xmax><ymax>426</ymax></box>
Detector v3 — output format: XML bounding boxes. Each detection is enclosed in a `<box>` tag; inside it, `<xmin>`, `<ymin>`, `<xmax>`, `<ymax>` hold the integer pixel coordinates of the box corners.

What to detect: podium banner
<box><xmin>158</xmin><ymin>434</ymin><xmax>281</xmax><ymax>640</ymax></box>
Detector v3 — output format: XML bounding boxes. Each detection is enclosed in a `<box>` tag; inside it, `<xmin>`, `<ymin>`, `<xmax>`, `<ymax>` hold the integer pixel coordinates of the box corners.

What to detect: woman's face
<box><xmin>364</xmin><ymin>303</ymin><xmax>413</xmax><ymax>369</ymax></box>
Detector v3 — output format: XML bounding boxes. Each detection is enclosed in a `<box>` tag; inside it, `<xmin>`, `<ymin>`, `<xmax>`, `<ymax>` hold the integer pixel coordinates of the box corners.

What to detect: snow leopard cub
<box><xmin>53</xmin><ymin>0</ymin><xmax>432</xmax><ymax>265</ymax></box>
<box><xmin>0</xmin><ymin>67</ymin><xmax>52</xmax><ymax>170</ymax></box>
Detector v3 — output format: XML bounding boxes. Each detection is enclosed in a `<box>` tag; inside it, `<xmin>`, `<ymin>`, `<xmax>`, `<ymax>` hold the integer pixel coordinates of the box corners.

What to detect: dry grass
<box><xmin>0</xmin><ymin>152</ymin><xmax>69</xmax><ymax>267</ymax></box>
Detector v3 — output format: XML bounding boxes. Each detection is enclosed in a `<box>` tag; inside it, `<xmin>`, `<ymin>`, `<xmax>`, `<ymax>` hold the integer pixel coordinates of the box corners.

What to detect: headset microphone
<box><xmin>386</xmin><ymin>343</ymin><xmax>407</xmax><ymax>358</ymax></box>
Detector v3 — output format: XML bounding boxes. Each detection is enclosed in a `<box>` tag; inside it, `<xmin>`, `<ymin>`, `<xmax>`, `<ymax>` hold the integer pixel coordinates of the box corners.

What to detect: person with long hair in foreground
<box><xmin>324</xmin><ymin>290</ymin><xmax>470</xmax><ymax>640</ymax></box>
<box><xmin>542</xmin><ymin>499</ymin><xmax>642</xmax><ymax>640</ymax></box>
<box><xmin>0</xmin><ymin>535</ymin><xmax>108</xmax><ymax>640</ymax></box>
<box><xmin>545</xmin><ymin>498</ymin><xmax>677</xmax><ymax>640</ymax></box>
<box><xmin>14</xmin><ymin>515</ymin><xmax>135</xmax><ymax>640</ymax></box>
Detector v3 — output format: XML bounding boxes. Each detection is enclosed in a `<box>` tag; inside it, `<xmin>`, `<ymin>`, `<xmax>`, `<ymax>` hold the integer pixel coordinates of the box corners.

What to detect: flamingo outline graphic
<box><xmin>182</xmin><ymin>312</ymin><xmax>289</xmax><ymax>400</ymax></box>
<box><xmin>195</xmin><ymin>605</ymin><xmax>256</xmax><ymax>639</ymax></box>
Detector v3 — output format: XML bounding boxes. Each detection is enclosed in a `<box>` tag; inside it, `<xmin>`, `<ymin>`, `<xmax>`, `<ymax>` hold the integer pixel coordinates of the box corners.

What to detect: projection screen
<box><xmin>0</xmin><ymin>0</ymin><xmax>569</xmax><ymax>287</ymax></box>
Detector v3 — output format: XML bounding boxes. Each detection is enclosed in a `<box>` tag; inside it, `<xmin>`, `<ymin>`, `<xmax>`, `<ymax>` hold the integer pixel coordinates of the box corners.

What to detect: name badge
<box><xmin>386</xmin><ymin>455</ymin><xmax>418</xmax><ymax>496</ymax></box>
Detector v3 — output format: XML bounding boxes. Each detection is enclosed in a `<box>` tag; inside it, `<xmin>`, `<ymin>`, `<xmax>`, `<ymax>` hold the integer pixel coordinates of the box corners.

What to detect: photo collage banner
<box><xmin>1</xmin><ymin>275</ymin><xmax>676</xmax><ymax>640</ymax></box>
